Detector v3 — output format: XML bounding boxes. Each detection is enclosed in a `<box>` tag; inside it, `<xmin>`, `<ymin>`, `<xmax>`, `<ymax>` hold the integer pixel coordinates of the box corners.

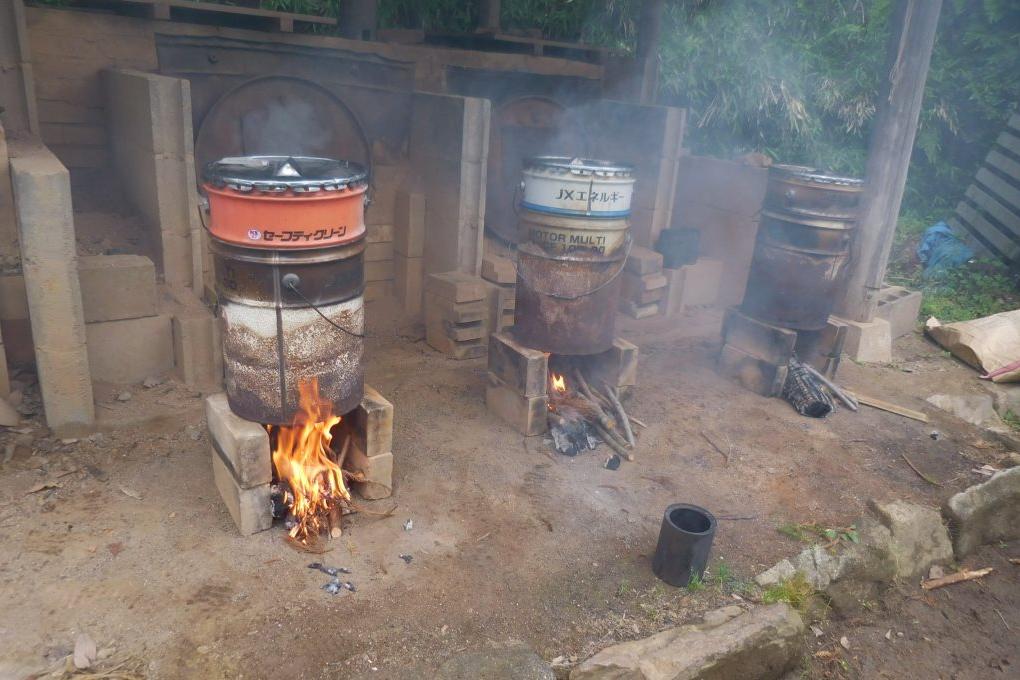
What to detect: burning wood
<box><xmin>547</xmin><ymin>364</ymin><xmax>636</xmax><ymax>460</ymax></box>
<box><xmin>269</xmin><ymin>378</ymin><xmax>354</xmax><ymax>547</ymax></box>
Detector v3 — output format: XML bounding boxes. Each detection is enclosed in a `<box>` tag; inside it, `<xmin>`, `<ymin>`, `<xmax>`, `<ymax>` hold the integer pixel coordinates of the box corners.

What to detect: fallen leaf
<box><xmin>839</xmin><ymin>636</ymin><xmax>850</xmax><ymax>650</ymax></box>
<box><xmin>26</xmin><ymin>481</ymin><xmax>61</xmax><ymax>495</ymax></box>
<box><xmin>107</xmin><ymin>542</ymin><xmax>123</xmax><ymax>557</ymax></box>
<box><xmin>73</xmin><ymin>633</ymin><xmax>97</xmax><ymax>670</ymax></box>
<box><xmin>810</xmin><ymin>625</ymin><xmax>824</xmax><ymax>638</ymax></box>
<box><xmin>119</xmin><ymin>486</ymin><xmax>143</xmax><ymax>500</ymax></box>
<box><xmin>814</xmin><ymin>650</ymin><xmax>835</xmax><ymax>660</ymax></box>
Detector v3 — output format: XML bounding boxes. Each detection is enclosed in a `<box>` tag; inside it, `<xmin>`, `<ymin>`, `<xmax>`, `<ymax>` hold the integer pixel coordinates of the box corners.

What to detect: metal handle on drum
<box><xmin>510</xmin><ymin>235</ymin><xmax>633</xmax><ymax>301</ymax></box>
<box><xmin>282</xmin><ymin>273</ymin><xmax>365</xmax><ymax>339</ymax></box>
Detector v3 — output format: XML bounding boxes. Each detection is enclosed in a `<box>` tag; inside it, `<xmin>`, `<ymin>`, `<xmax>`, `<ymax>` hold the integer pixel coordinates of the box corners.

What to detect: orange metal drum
<box><xmin>203</xmin><ymin>156</ymin><xmax>368</xmax><ymax>249</ymax></box>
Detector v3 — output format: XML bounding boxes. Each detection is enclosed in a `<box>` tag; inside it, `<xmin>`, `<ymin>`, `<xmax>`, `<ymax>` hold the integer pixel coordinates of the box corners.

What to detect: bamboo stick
<box><xmin>921</xmin><ymin>567</ymin><xmax>993</xmax><ymax>590</ymax></box>
<box><xmin>602</xmin><ymin>382</ymin><xmax>636</xmax><ymax>448</ymax></box>
<box><xmin>803</xmin><ymin>364</ymin><xmax>858</xmax><ymax>411</ymax></box>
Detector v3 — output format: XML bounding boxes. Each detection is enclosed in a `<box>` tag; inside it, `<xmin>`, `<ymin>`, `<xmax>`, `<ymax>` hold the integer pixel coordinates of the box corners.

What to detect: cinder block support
<box><xmin>831</xmin><ymin>315</ymin><xmax>892</xmax><ymax>364</ymax></box>
<box><xmin>408</xmin><ymin>92</ymin><xmax>490</xmax><ymax>276</ymax></box>
<box><xmin>9</xmin><ymin>144</ymin><xmax>95</xmax><ymax>433</ymax></box>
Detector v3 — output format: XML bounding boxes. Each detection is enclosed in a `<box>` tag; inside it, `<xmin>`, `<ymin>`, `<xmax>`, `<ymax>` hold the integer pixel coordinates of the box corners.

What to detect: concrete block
<box><xmin>365</xmin><ymin>259</ymin><xmax>395</xmax><ymax>282</ymax></box>
<box><xmin>722</xmin><ymin>306</ymin><xmax>797</xmax><ymax>366</ymax></box>
<box><xmin>394</xmin><ymin>189</ymin><xmax>425</xmax><ymax>257</ymax></box>
<box><xmin>488</xmin><ymin>331</ymin><xmax>548</xmax><ymax>397</ymax></box>
<box><xmin>620</xmin><ymin>299</ymin><xmax>660</xmax><ymax>319</ymax></box>
<box><xmin>678</xmin><ymin>258</ymin><xmax>723</xmax><ymax>307</ymax></box>
<box><xmin>78</xmin><ymin>254</ymin><xmax>157</xmax><ymax>323</ymax></box>
<box><xmin>621</xmin><ymin>271</ymin><xmax>667</xmax><ymax>305</ymax></box>
<box><xmin>586</xmin><ymin>338</ymin><xmax>639</xmax><ymax>389</ymax></box>
<box><xmin>661</xmin><ymin>266</ymin><xmax>686</xmax><ymax>317</ymax></box>
<box><xmin>428</xmin><ymin>316</ymin><xmax>486</xmax><ymax>342</ymax></box>
<box><xmin>486</xmin><ymin>371</ymin><xmax>548</xmax><ymax>436</ymax></box>
<box><xmin>395</xmin><ymin>254</ymin><xmax>424</xmax><ymax>316</ymax></box>
<box><xmin>481</xmin><ymin>253</ymin><xmax>516</xmax><ymax>284</ymax></box>
<box><xmin>624</xmin><ymin>246</ymin><xmax>663</xmax><ymax>275</ymax></box>
<box><xmin>364</xmin><ymin>280</ymin><xmax>394</xmax><ymax>302</ymax></box>
<box><xmin>365</xmin><ymin>241</ymin><xmax>394</xmax><ymax>262</ymax></box>
<box><xmin>211</xmin><ymin>447</ymin><xmax>272</xmax><ymax>536</ymax></box>
<box><xmin>426</xmin><ymin>271</ymin><xmax>486</xmax><ymax>303</ymax></box>
<box><xmin>717</xmin><ymin>343</ymin><xmax>788</xmax><ymax>397</ymax></box>
<box><xmin>349</xmin><ymin>384</ymin><xmax>393</xmax><ymax>459</ymax></box>
<box><xmin>425</xmin><ymin>312</ymin><xmax>486</xmax><ymax>358</ymax></box>
<box><xmin>85</xmin><ymin>314</ymin><xmax>173</xmax><ymax>383</ymax></box>
<box><xmin>483</xmin><ymin>281</ymin><xmax>515</xmax><ymax>335</ymax></box>
<box><xmin>205</xmin><ymin>393</ymin><xmax>271</xmax><ymax>488</ymax></box>
<box><xmin>367</xmin><ymin>223</ymin><xmax>394</xmax><ymax>243</ymax></box>
<box><xmin>875</xmin><ymin>286</ymin><xmax>922</xmax><ymax>339</ymax></box>
<box><xmin>833</xmin><ymin>316</ymin><xmax>892</xmax><ymax>363</ymax></box>
<box><xmin>423</xmin><ymin>292</ymin><xmax>487</xmax><ymax>324</ymax></box>
<box><xmin>172</xmin><ymin>309</ymin><xmax>223</xmax><ymax>390</ymax></box>
<box><xmin>351</xmin><ymin>450</ymin><xmax>393</xmax><ymax>501</ymax></box>
<box><xmin>10</xmin><ymin>144</ymin><xmax>94</xmax><ymax>432</ymax></box>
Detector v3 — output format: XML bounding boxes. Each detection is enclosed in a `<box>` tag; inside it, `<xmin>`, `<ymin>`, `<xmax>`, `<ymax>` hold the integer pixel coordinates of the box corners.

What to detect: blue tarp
<box><xmin>917</xmin><ymin>222</ymin><xmax>974</xmax><ymax>280</ymax></box>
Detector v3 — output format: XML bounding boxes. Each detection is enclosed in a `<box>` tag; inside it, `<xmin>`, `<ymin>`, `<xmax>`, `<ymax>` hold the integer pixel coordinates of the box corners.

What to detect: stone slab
<box><xmin>78</xmin><ymin>254</ymin><xmax>157</xmax><ymax>323</ymax></box>
<box><xmin>481</xmin><ymin>253</ymin><xmax>516</xmax><ymax>284</ymax></box>
<box><xmin>620</xmin><ymin>299</ymin><xmax>660</xmax><ymax>319</ymax></box>
<box><xmin>211</xmin><ymin>446</ymin><xmax>272</xmax><ymax>536</ymax></box>
<box><xmin>85</xmin><ymin>314</ymin><xmax>173</xmax><ymax>384</ymax></box>
<box><xmin>570</xmin><ymin>604</ymin><xmax>804</xmax><ymax>680</ymax></box>
<box><xmin>350</xmin><ymin>449</ymin><xmax>393</xmax><ymax>501</ymax></box>
<box><xmin>394</xmin><ymin>189</ymin><xmax>425</xmax><ymax>257</ymax></box>
<box><xmin>486</xmin><ymin>371</ymin><xmax>548</xmax><ymax>436</ymax></box>
<box><xmin>424</xmin><ymin>292</ymin><xmax>486</xmax><ymax>324</ymax></box>
<box><xmin>172</xmin><ymin>307</ymin><xmax>223</xmax><ymax>390</ymax></box>
<box><xmin>205</xmin><ymin>392</ymin><xmax>271</xmax><ymax>488</ymax></box>
<box><xmin>585</xmin><ymin>338</ymin><xmax>639</xmax><ymax>390</ymax></box>
<box><xmin>395</xmin><ymin>254</ymin><xmax>424</xmax><ymax>316</ymax></box>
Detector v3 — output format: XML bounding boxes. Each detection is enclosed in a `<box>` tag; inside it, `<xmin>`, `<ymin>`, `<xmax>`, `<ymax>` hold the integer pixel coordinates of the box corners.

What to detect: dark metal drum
<box><xmin>765</xmin><ymin>165</ymin><xmax>863</xmax><ymax>221</ymax></box>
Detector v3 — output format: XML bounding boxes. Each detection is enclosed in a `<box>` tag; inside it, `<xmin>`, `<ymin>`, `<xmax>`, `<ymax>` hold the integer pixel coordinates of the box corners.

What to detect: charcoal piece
<box><xmin>549</xmin><ymin>405</ymin><xmax>598</xmax><ymax>456</ymax></box>
<box><xmin>399</xmin><ymin>554</ymin><xmax>413</xmax><ymax>564</ymax></box>
<box><xmin>604</xmin><ymin>454</ymin><xmax>621</xmax><ymax>470</ymax></box>
<box><xmin>308</xmin><ymin>563</ymin><xmax>352</xmax><ymax>576</ymax></box>
<box><xmin>322</xmin><ymin>581</ymin><xmax>342</xmax><ymax>595</ymax></box>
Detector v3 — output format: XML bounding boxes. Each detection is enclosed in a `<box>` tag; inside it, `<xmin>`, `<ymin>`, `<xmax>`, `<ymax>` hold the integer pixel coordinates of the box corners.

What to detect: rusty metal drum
<box><xmin>512</xmin><ymin>240</ymin><xmax>628</xmax><ymax>355</ymax></box>
<box><xmin>740</xmin><ymin>211</ymin><xmax>854</xmax><ymax>331</ymax></box>
<box><xmin>212</xmin><ymin>238</ymin><xmax>365</xmax><ymax>424</ymax></box>
<box><xmin>765</xmin><ymin>165</ymin><xmax>863</xmax><ymax>222</ymax></box>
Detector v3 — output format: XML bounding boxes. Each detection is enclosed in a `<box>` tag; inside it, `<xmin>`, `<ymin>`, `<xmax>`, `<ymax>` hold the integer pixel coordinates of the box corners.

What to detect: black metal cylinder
<box><xmin>652</xmin><ymin>503</ymin><xmax>717</xmax><ymax>588</ymax></box>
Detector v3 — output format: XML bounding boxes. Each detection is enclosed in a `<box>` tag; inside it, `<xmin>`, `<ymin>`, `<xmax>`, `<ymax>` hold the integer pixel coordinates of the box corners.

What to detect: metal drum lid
<box><xmin>203</xmin><ymin>155</ymin><xmax>367</xmax><ymax>194</ymax></box>
<box><xmin>523</xmin><ymin>156</ymin><xmax>635</xmax><ymax>178</ymax></box>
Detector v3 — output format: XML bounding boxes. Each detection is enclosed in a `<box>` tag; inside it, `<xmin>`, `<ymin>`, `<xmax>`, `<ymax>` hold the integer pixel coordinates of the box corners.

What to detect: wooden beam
<box><xmin>836</xmin><ymin>0</ymin><xmax>942</xmax><ymax>322</ymax></box>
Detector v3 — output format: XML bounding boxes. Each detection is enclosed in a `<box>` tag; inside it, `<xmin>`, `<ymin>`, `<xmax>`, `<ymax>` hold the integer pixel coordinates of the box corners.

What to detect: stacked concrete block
<box><xmin>9</xmin><ymin>143</ymin><xmax>94</xmax><ymax>434</ymax></box>
<box><xmin>346</xmin><ymin>384</ymin><xmax>395</xmax><ymax>500</ymax></box>
<box><xmin>104</xmin><ymin>69</ymin><xmax>200</xmax><ymax>290</ymax></box>
<box><xmin>164</xmin><ymin>286</ymin><xmax>223</xmax><ymax>391</ymax></box>
<box><xmin>425</xmin><ymin>272</ymin><xmax>488</xmax><ymax>359</ymax></box>
<box><xmin>394</xmin><ymin>189</ymin><xmax>426</xmax><ymax>316</ymax></box>
<box><xmin>875</xmin><ymin>285</ymin><xmax>922</xmax><ymax>339</ymax></box>
<box><xmin>717</xmin><ymin>306</ymin><xmax>796</xmax><ymax>397</ymax></box>
<box><xmin>365</xmin><ymin>222</ymin><xmax>396</xmax><ymax>302</ymax></box>
<box><xmin>486</xmin><ymin>331</ymin><xmax>548</xmax><ymax>436</ymax></box>
<box><xmin>662</xmin><ymin>257</ymin><xmax>725</xmax><ymax>316</ymax></box>
<box><xmin>481</xmin><ymin>251</ymin><xmax>516</xmax><ymax>334</ymax></box>
<box><xmin>620</xmin><ymin>246</ymin><xmax>666</xmax><ymax>319</ymax></box>
<box><xmin>205</xmin><ymin>393</ymin><xmax>273</xmax><ymax>536</ymax></box>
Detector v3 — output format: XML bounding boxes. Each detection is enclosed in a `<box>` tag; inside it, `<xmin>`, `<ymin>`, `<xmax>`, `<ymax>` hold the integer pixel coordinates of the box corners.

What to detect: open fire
<box><xmin>270</xmin><ymin>378</ymin><xmax>355</xmax><ymax>545</ymax></box>
<box><xmin>546</xmin><ymin>362</ymin><xmax>636</xmax><ymax>461</ymax></box>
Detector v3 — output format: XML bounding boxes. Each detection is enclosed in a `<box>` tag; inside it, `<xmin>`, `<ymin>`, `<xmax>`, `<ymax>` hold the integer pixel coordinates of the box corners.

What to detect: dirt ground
<box><xmin>1</xmin><ymin>302</ymin><xmax>1017</xmax><ymax>680</ymax></box>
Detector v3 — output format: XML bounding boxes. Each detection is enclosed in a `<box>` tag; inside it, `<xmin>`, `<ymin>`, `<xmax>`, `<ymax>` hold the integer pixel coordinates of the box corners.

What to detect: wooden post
<box><xmin>634</xmin><ymin>0</ymin><xmax>665</xmax><ymax>104</ymax></box>
<box><xmin>836</xmin><ymin>0</ymin><xmax>942</xmax><ymax>322</ymax></box>
<box><xmin>339</xmin><ymin>0</ymin><xmax>378</xmax><ymax>40</ymax></box>
<box><xmin>479</xmin><ymin>0</ymin><xmax>501</xmax><ymax>33</ymax></box>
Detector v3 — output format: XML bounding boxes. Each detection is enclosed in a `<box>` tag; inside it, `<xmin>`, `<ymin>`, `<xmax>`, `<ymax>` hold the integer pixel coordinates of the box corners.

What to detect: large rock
<box><xmin>925</xmin><ymin>393</ymin><xmax>1005</xmax><ymax>431</ymax></box>
<box><xmin>866</xmin><ymin>499</ymin><xmax>953</xmax><ymax>579</ymax></box>
<box><xmin>570</xmin><ymin>604</ymin><xmax>804</xmax><ymax>680</ymax></box>
<box><xmin>943</xmin><ymin>467</ymin><xmax>1020</xmax><ymax>556</ymax></box>
<box><xmin>436</xmin><ymin>643</ymin><xmax>554</xmax><ymax>680</ymax></box>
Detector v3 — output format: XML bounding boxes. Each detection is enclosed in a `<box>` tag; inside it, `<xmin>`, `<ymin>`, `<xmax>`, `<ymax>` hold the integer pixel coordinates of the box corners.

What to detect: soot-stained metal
<box><xmin>512</xmin><ymin>241</ymin><xmax>626</xmax><ymax>355</ymax></box>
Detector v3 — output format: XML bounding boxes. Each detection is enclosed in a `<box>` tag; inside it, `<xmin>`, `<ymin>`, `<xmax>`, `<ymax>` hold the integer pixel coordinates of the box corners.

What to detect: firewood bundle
<box><xmin>547</xmin><ymin>362</ymin><xmax>637</xmax><ymax>461</ymax></box>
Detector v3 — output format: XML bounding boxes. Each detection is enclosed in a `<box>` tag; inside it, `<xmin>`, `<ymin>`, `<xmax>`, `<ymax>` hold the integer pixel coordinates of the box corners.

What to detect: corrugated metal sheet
<box><xmin>953</xmin><ymin>113</ymin><xmax>1020</xmax><ymax>267</ymax></box>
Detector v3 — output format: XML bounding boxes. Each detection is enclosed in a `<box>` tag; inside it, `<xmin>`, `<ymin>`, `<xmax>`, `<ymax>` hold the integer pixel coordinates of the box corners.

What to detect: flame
<box><xmin>270</xmin><ymin>378</ymin><xmax>350</xmax><ymax>542</ymax></box>
<box><xmin>550</xmin><ymin>372</ymin><xmax>567</xmax><ymax>393</ymax></box>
